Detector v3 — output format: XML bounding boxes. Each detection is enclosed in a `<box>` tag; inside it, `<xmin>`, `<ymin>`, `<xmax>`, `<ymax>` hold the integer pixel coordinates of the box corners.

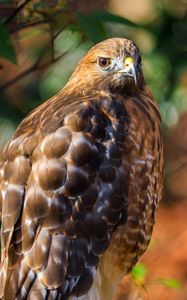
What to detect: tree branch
<box><xmin>4</xmin><ymin>0</ymin><xmax>32</xmax><ymax>25</ymax></box>
<box><xmin>0</xmin><ymin>25</ymin><xmax>82</xmax><ymax>93</ymax></box>
<box><xmin>7</xmin><ymin>8</ymin><xmax>68</xmax><ymax>34</ymax></box>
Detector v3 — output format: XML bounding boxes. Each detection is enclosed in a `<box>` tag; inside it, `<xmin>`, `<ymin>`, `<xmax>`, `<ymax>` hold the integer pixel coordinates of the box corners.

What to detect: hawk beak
<box><xmin>118</xmin><ymin>57</ymin><xmax>138</xmax><ymax>85</ymax></box>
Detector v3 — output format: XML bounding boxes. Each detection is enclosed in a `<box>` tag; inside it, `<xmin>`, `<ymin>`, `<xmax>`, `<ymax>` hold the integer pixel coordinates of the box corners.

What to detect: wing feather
<box><xmin>0</xmin><ymin>94</ymin><xmax>130</xmax><ymax>299</ymax></box>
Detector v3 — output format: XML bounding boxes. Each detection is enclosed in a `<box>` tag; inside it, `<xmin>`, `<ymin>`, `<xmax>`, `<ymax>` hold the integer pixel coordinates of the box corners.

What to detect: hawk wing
<box><xmin>0</xmin><ymin>92</ymin><xmax>130</xmax><ymax>299</ymax></box>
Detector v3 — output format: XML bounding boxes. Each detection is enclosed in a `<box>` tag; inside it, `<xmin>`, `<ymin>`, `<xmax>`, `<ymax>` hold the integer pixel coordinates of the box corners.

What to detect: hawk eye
<box><xmin>98</xmin><ymin>57</ymin><xmax>111</xmax><ymax>68</ymax></box>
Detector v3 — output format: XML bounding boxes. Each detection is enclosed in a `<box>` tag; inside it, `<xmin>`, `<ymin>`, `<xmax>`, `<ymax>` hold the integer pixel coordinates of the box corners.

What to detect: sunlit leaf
<box><xmin>0</xmin><ymin>19</ymin><xmax>17</xmax><ymax>64</ymax></box>
<box><xmin>155</xmin><ymin>278</ymin><xmax>181</xmax><ymax>289</ymax></box>
<box><xmin>131</xmin><ymin>264</ymin><xmax>148</xmax><ymax>283</ymax></box>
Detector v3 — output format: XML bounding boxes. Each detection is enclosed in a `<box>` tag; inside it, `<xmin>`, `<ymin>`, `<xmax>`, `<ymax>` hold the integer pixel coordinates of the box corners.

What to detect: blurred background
<box><xmin>0</xmin><ymin>0</ymin><xmax>187</xmax><ymax>299</ymax></box>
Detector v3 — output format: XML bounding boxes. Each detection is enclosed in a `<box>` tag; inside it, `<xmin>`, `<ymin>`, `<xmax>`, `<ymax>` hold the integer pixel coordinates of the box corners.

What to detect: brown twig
<box><xmin>0</xmin><ymin>53</ymin><xmax>66</xmax><ymax>93</ymax></box>
<box><xmin>4</xmin><ymin>0</ymin><xmax>32</xmax><ymax>25</ymax></box>
<box><xmin>8</xmin><ymin>19</ymin><xmax>50</xmax><ymax>34</ymax></box>
<box><xmin>0</xmin><ymin>25</ymin><xmax>82</xmax><ymax>93</ymax></box>
<box><xmin>7</xmin><ymin>8</ymin><xmax>69</xmax><ymax>34</ymax></box>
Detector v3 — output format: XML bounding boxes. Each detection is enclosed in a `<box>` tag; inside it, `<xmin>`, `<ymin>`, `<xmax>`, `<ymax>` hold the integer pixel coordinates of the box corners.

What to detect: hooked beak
<box><xmin>117</xmin><ymin>57</ymin><xmax>138</xmax><ymax>85</ymax></box>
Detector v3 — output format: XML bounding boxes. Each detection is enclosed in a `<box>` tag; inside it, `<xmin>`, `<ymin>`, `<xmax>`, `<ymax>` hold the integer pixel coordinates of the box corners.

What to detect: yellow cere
<box><xmin>124</xmin><ymin>56</ymin><xmax>135</xmax><ymax>67</ymax></box>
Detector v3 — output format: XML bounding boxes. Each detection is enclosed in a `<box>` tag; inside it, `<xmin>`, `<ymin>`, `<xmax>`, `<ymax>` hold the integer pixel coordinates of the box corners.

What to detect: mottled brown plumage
<box><xmin>0</xmin><ymin>38</ymin><xmax>164</xmax><ymax>300</ymax></box>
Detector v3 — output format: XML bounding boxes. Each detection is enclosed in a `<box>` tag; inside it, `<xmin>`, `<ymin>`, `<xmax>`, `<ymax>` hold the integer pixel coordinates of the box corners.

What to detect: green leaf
<box><xmin>92</xmin><ymin>10</ymin><xmax>138</xmax><ymax>28</ymax></box>
<box><xmin>131</xmin><ymin>264</ymin><xmax>148</xmax><ymax>282</ymax></box>
<box><xmin>155</xmin><ymin>278</ymin><xmax>181</xmax><ymax>289</ymax></box>
<box><xmin>0</xmin><ymin>18</ymin><xmax>17</xmax><ymax>64</ymax></box>
<box><xmin>75</xmin><ymin>10</ymin><xmax>138</xmax><ymax>43</ymax></box>
<box><xmin>75</xmin><ymin>12</ymin><xmax>108</xmax><ymax>43</ymax></box>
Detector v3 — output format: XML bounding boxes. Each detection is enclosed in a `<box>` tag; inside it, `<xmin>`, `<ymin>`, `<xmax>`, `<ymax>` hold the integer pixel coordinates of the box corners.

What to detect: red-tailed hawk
<box><xmin>0</xmin><ymin>38</ymin><xmax>164</xmax><ymax>300</ymax></box>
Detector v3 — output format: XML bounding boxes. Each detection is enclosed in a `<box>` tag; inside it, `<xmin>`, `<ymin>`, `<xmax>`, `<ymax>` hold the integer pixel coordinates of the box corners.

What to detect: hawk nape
<box><xmin>0</xmin><ymin>38</ymin><xmax>164</xmax><ymax>300</ymax></box>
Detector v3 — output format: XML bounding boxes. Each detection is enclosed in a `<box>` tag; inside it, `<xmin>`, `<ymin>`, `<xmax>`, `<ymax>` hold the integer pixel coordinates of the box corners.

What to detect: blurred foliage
<box><xmin>154</xmin><ymin>278</ymin><xmax>181</xmax><ymax>289</ymax></box>
<box><xmin>131</xmin><ymin>263</ymin><xmax>148</xmax><ymax>285</ymax></box>
<box><xmin>0</xmin><ymin>0</ymin><xmax>186</xmax><ymax>144</ymax></box>
<box><xmin>0</xmin><ymin>18</ymin><xmax>17</xmax><ymax>63</ymax></box>
<box><xmin>131</xmin><ymin>263</ymin><xmax>182</xmax><ymax>292</ymax></box>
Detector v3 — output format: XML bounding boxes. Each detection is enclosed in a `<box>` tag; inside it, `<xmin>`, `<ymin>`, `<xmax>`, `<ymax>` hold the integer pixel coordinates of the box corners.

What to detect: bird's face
<box><xmin>96</xmin><ymin>53</ymin><xmax>140</xmax><ymax>89</ymax></box>
<box><xmin>68</xmin><ymin>38</ymin><xmax>144</xmax><ymax>95</ymax></box>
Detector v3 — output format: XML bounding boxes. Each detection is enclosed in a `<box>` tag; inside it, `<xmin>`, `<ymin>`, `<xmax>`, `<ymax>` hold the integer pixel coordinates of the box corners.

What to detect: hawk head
<box><xmin>67</xmin><ymin>38</ymin><xmax>145</xmax><ymax>95</ymax></box>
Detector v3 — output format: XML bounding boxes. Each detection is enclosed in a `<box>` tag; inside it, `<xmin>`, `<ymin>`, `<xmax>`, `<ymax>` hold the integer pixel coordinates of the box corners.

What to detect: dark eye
<box><xmin>98</xmin><ymin>57</ymin><xmax>111</xmax><ymax>68</ymax></box>
<box><xmin>138</xmin><ymin>56</ymin><xmax>142</xmax><ymax>64</ymax></box>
